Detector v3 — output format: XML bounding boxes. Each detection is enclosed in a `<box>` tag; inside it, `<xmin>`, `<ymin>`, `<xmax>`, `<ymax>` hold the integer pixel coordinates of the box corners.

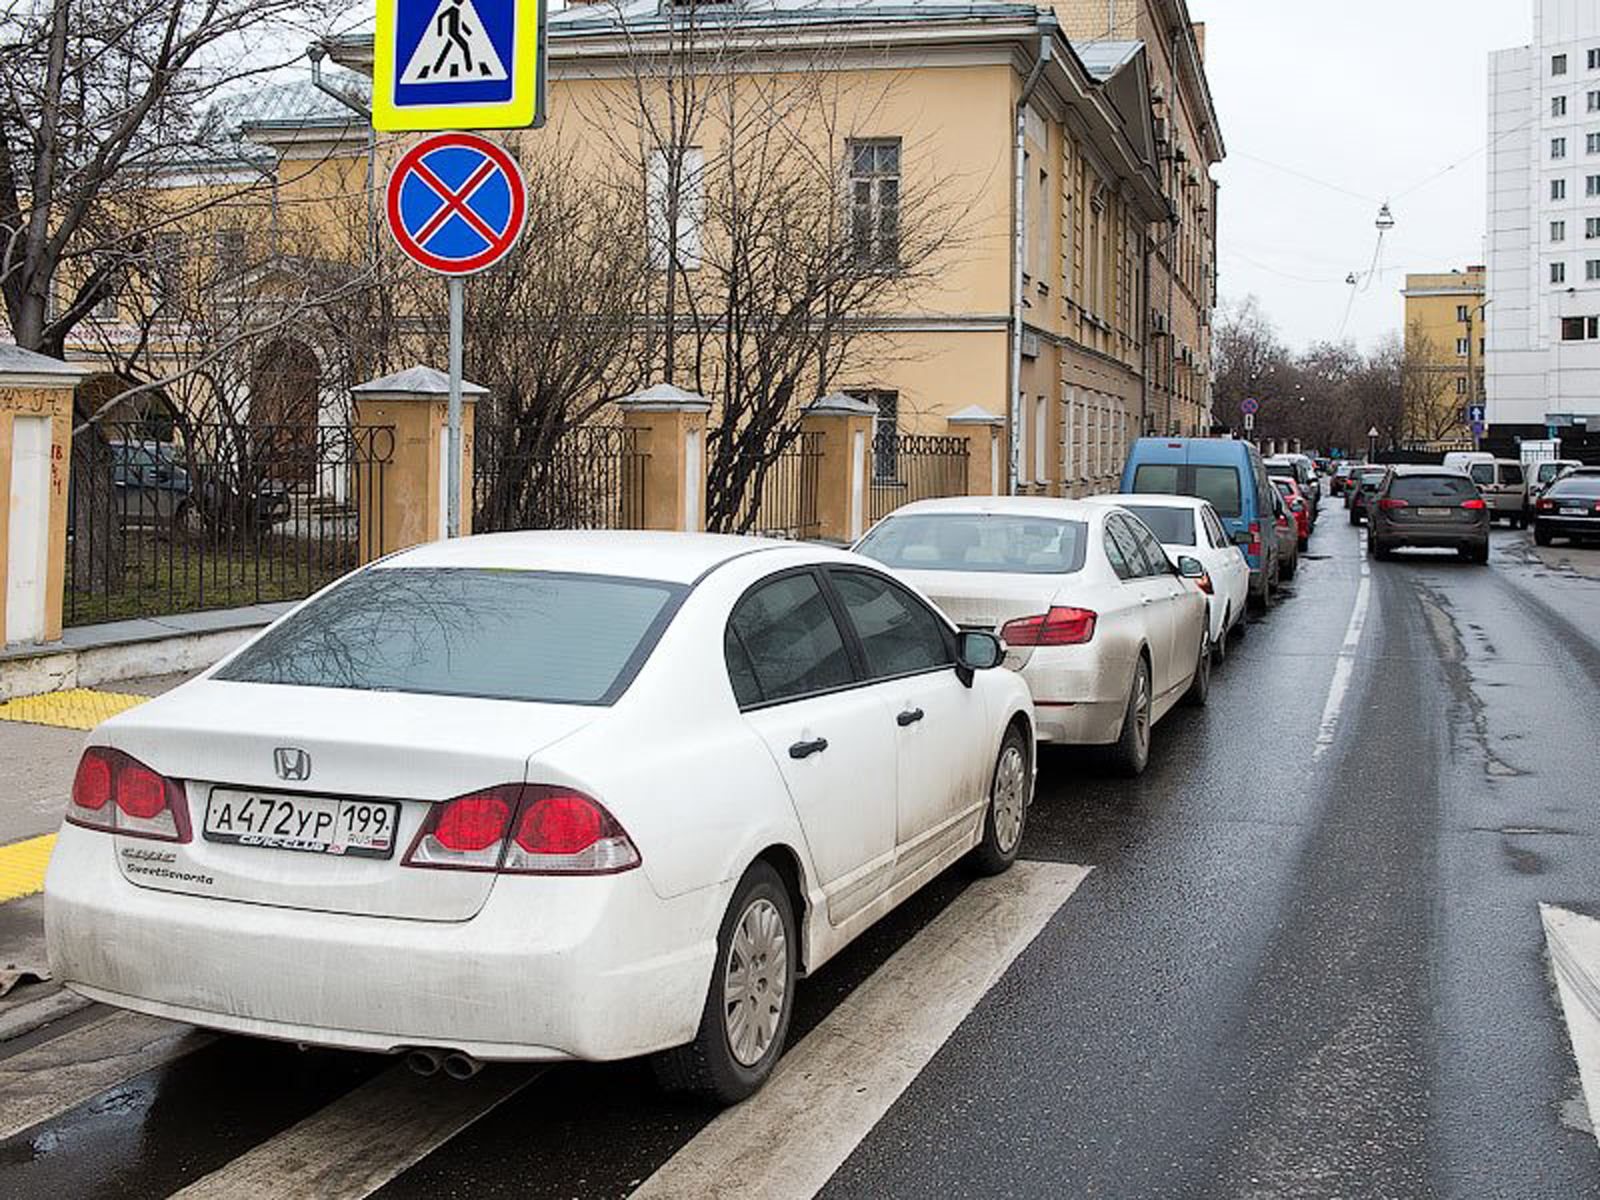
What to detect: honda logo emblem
<box><xmin>273</xmin><ymin>747</ymin><xmax>312</xmax><ymax>782</ymax></box>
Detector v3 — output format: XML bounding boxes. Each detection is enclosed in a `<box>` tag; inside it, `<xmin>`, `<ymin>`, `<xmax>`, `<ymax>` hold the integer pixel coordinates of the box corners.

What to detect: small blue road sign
<box><xmin>1467</xmin><ymin>404</ymin><xmax>1486</xmax><ymax>424</ymax></box>
<box><xmin>1240</xmin><ymin>397</ymin><xmax>1260</xmax><ymax>416</ymax></box>
<box><xmin>385</xmin><ymin>133</ymin><xmax>527</xmax><ymax>275</ymax></box>
<box><xmin>374</xmin><ymin>0</ymin><xmax>543</xmax><ymax>131</ymax></box>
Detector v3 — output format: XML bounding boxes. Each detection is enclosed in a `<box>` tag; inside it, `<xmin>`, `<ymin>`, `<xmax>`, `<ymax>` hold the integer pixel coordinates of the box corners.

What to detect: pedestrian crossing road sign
<box><xmin>374</xmin><ymin>0</ymin><xmax>544</xmax><ymax>131</ymax></box>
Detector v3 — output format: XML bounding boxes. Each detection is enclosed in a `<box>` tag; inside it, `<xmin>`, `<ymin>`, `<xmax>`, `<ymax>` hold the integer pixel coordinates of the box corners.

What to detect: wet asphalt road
<box><xmin>2</xmin><ymin>507</ymin><xmax>1599</xmax><ymax>1198</ymax></box>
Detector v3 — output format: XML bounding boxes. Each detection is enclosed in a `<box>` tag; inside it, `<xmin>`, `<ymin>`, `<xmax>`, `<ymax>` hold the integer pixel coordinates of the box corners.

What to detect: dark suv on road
<box><xmin>1367</xmin><ymin>467</ymin><xmax>1490</xmax><ymax>563</ymax></box>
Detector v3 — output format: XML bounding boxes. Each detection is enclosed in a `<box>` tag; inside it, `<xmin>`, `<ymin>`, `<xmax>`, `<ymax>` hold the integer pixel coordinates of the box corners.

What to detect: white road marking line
<box><xmin>171</xmin><ymin>1062</ymin><xmax>542</xmax><ymax>1200</ymax></box>
<box><xmin>629</xmin><ymin>860</ymin><xmax>1090</xmax><ymax>1200</ymax></box>
<box><xmin>0</xmin><ymin>1010</ymin><xmax>212</xmax><ymax>1141</ymax></box>
<box><xmin>1542</xmin><ymin>904</ymin><xmax>1600</xmax><ymax>1145</ymax></box>
<box><xmin>1313</xmin><ymin>536</ymin><xmax>1372</xmax><ymax>760</ymax></box>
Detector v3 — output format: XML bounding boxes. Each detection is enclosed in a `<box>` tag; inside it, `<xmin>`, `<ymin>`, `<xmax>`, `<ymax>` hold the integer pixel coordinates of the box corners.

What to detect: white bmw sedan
<box><xmin>854</xmin><ymin>497</ymin><xmax>1208</xmax><ymax>775</ymax></box>
<box><xmin>1091</xmin><ymin>494</ymin><xmax>1250</xmax><ymax>663</ymax></box>
<box><xmin>46</xmin><ymin>532</ymin><xmax>1033</xmax><ymax>1104</ymax></box>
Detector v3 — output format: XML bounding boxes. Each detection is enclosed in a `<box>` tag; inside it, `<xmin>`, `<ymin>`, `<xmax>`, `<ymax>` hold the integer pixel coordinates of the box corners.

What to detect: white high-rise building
<box><xmin>1487</xmin><ymin>0</ymin><xmax>1600</xmax><ymax>438</ymax></box>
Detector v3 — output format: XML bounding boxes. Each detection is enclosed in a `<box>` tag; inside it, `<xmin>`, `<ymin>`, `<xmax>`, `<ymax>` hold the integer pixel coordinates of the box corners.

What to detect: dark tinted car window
<box><xmin>1547</xmin><ymin>477</ymin><xmax>1600</xmax><ymax>499</ymax></box>
<box><xmin>728</xmin><ymin>573</ymin><xmax>855</xmax><ymax>705</ymax></box>
<box><xmin>218</xmin><ymin>568</ymin><xmax>682</xmax><ymax>705</ymax></box>
<box><xmin>1502</xmin><ymin>463</ymin><xmax>1525</xmax><ymax>485</ymax></box>
<box><xmin>1193</xmin><ymin>466</ymin><xmax>1244</xmax><ymax>518</ymax></box>
<box><xmin>830</xmin><ymin>570</ymin><xmax>952</xmax><ymax>679</ymax></box>
<box><xmin>1469</xmin><ymin>463</ymin><xmax>1495</xmax><ymax>485</ymax></box>
<box><xmin>1118</xmin><ymin>504</ymin><xmax>1196</xmax><ymax>546</ymax></box>
<box><xmin>1132</xmin><ymin>464</ymin><xmax>1182</xmax><ymax>495</ymax></box>
<box><xmin>1389</xmin><ymin>475</ymin><xmax>1477</xmax><ymax>502</ymax></box>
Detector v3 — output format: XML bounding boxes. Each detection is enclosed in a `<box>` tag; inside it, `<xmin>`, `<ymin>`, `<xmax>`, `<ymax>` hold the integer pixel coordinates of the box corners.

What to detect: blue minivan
<box><xmin>1119</xmin><ymin>437</ymin><xmax>1283</xmax><ymax>608</ymax></box>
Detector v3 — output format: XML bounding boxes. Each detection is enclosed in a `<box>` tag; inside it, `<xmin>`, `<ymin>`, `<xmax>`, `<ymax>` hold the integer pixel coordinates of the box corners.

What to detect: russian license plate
<box><xmin>204</xmin><ymin>789</ymin><xmax>399</xmax><ymax>858</ymax></box>
<box><xmin>1561</xmin><ymin>507</ymin><xmax>1587</xmax><ymax>516</ymax></box>
<box><xmin>1419</xmin><ymin>507</ymin><xmax>1451</xmax><ymax>517</ymax></box>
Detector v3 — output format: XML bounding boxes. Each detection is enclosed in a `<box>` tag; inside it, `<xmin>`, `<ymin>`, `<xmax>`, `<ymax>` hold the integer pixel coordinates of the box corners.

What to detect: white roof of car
<box><xmin>882</xmin><ymin>495</ymin><xmax>1109</xmax><ymax>520</ymax></box>
<box><xmin>379</xmin><ymin>530</ymin><xmax>832</xmax><ymax>584</ymax></box>
<box><xmin>1090</xmin><ymin>492</ymin><xmax>1210</xmax><ymax>511</ymax></box>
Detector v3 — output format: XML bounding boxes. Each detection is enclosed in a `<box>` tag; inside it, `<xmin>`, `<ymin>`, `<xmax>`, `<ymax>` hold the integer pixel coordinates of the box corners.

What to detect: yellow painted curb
<box><xmin>0</xmin><ymin>833</ymin><xmax>56</xmax><ymax>903</ymax></box>
<box><xmin>0</xmin><ymin>688</ymin><xmax>147</xmax><ymax>732</ymax></box>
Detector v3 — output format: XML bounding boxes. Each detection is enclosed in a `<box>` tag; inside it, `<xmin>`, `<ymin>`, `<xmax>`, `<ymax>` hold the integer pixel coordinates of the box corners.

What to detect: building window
<box><xmin>1556</xmin><ymin>95</ymin><xmax>1570</xmax><ymax>117</ymax></box>
<box><xmin>848</xmin><ymin>139</ymin><xmax>901</xmax><ymax>269</ymax></box>
<box><xmin>1456</xmin><ymin>337</ymin><xmax>1470</xmax><ymax>355</ymax></box>
<box><xmin>646</xmin><ymin>146</ymin><xmax>705</xmax><ymax>271</ymax></box>
<box><xmin>1588</xmin><ymin>173</ymin><xmax>1600</xmax><ymax>196</ymax></box>
<box><xmin>1588</xmin><ymin>259</ymin><xmax>1600</xmax><ymax>281</ymax></box>
<box><xmin>1554</xmin><ymin>137</ymin><xmax>1568</xmax><ymax>159</ymax></box>
<box><xmin>1555</xmin><ymin>54</ymin><xmax>1569</xmax><ymax>75</ymax></box>
<box><xmin>1590</xmin><ymin>90</ymin><xmax>1600</xmax><ymax>111</ymax></box>
<box><xmin>1034</xmin><ymin>395</ymin><xmax>1048</xmax><ymax>483</ymax></box>
<box><xmin>92</xmin><ymin>287</ymin><xmax>118</xmax><ymax>322</ymax></box>
<box><xmin>1562</xmin><ymin>315</ymin><xmax>1600</xmax><ymax>340</ymax></box>
<box><xmin>1589</xmin><ymin>218</ymin><xmax>1600</xmax><ymax>239</ymax></box>
<box><xmin>1554</xmin><ymin>178</ymin><xmax>1569</xmax><ymax>200</ymax></box>
<box><xmin>1553</xmin><ymin>261</ymin><xmax>1568</xmax><ymax>283</ymax></box>
<box><xmin>853</xmin><ymin>390</ymin><xmax>901</xmax><ymax>482</ymax></box>
<box><xmin>1590</xmin><ymin>133</ymin><xmax>1600</xmax><ymax>154</ymax></box>
<box><xmin>149</xmin><ymin>233</ymin><xmax>183</xmax><ymax>310</ymax></box>
<box><xmin>1456</xmin><ymin>376</ymin><xmax>1469</xmax><ymax>395</ymax></box>
<box><xmin>1553</xmin><ymin>220</ymin><xmax>1567</xmax><ymax>241</ymax></box>
<box><xmin>1591</xmin><ymin>48</ymin><xmax>1600</xmax><ymax>70</ymax></box>
<box><xmin>1456</xmin><ymin>304</ymin><xmax>1470</xmax><ymax>322</ymax></box>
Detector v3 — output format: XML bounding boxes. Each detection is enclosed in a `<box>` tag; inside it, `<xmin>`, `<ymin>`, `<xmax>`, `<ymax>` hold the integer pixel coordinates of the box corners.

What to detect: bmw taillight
<box><xmin>1461</xmin><ymin>498</ymin><xmax>1487</xmax><ymax>511</ymax></box>
<box><xmin>403</xmin><ymin>785</ymin><xmax>640</xmax><ymax>875</ymax></box>
<box><xmin>68</xmin><ymin>746</ymin><xmax>191</xmax><ymax>842</ymax></box>
<box><xmin>1001</xmin><ymin>606</ymin><xmax>1098</xmax><ymax>646</ymax></box>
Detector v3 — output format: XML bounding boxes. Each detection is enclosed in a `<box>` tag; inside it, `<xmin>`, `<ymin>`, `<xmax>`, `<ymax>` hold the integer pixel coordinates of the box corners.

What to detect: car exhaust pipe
<box><xmin>406</xmin><ymin>1048</ymin><xmax>443</xmax><ymax>1078</ymax></box>
<box><xmin>442</xmin><ymin>1052</ymin><xmax>483</xmax><ymax>1080</ymax></box>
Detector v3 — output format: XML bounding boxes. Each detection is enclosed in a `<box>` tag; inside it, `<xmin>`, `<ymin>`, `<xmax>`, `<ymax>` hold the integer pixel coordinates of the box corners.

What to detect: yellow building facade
<box><xmin>1401</xmin><ymin>266</ymin><xmax>1486</xmax><ymax>447</ymax></box>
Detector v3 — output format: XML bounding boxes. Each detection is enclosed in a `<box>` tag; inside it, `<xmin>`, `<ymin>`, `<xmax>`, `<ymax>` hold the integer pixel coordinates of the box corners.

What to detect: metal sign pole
<box><xmin>447</xmin><ymin>276</ymin><xmax>464</xmax><ymax>538</ymax></box>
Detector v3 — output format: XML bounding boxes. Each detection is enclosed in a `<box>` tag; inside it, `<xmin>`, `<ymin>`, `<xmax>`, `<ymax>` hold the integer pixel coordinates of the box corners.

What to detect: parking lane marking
<box><xmin>0</xmin><ymin>687</ymin><xmax>146</xmax><ymax>731</ymax></box>
<box><xmin>0</xmin><ymin>833</ymin><xmax>55</xmax><ymax>902</ymax></box>
<box><xmin>1312</xmin><ymin>538</ymin><xmax>1372</xmax><ymax>760</ymax></box>
<box><xmin>170</xmin><ymin>1063</ymin><xmax>542</xmax><ymax>1200</ymax></box>
<box><xmin>629</xmin><ymin>860</ymin><xmax>1090</xmax><ymax>1200</ymax></box>
<box><xmin>1542</xmin><ymin>905</ymin><xmax>1600</xmax><ymax>1147</ymax></box>
<box><xmin>0</xmin><ymin>1010</ymin><xmax>212</xmax><ymax>1141</ymax></box>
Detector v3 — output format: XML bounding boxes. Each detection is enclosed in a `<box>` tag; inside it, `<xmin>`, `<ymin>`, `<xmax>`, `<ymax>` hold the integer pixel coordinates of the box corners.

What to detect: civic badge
<box><xmin>273</xmin><ymin>747</ymin><xmax>312</xmax><ymax>782</ymax></box>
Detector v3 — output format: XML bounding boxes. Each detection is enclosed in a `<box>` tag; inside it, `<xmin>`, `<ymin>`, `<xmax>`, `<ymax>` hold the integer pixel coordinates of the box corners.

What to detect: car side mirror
<box><xmin>1176</xmin><ymin>555</ymin><xmax>1206</xmax><ymax>579</ymax></box>
<box><xmin>955</xmin><ymin>630</ymin><xmax>1004</xmax><ymax>686</ymax></box>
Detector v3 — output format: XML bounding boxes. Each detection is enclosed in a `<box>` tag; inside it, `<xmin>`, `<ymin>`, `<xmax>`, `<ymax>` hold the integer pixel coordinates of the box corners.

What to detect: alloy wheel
<box><xmin>723</xmin><ymin>898</ymin><xmax>789</xmax><ymax>1066</ymax></box>
<box><xmin>991</xmin><ymin>743</ymin><xmax>1028</xmax><ymax>853</ymax></box>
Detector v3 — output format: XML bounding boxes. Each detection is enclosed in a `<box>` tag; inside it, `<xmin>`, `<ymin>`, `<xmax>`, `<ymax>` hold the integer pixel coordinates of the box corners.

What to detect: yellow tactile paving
<box><xmin>0</xmin><ymin>688</ymin><xmax>147</xmax><ymax>731</ymax></box>
<box><xmin>0</xmin><ymin>834</ymin><xmax>56</xmax><ymax>903</ymax></box>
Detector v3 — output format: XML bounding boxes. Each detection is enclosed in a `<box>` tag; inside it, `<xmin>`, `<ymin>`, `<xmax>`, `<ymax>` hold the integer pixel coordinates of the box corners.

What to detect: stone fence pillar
<box><xmin>947</xmin><ymin>406</ymin><xmax>1006</xmax><ymax>496</ymax></box>
<box><xmin>0</xmin><ymin>346</ymin><xmax>84</xmax><ymax>647</ymax></box>
<box><xmin>801</xmin><ymin>393</ymin><xmax>877</xmax><ymax>543</ymax></box>
<box><xmin>618</xmin><ymin>384</ymin><xmax>710</xmax><ymax>532</ymax></box>
<box><xmin>351</xmin><ymin>366</ymin><xmax>482</xmax><ymax>562</ymax></box>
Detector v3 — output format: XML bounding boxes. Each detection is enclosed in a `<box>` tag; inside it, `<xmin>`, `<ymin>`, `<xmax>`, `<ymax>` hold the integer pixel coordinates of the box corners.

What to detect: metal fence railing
<box><xmin>66</xmin><ymin>422</ymin><xmax>394</xmax><ymax>627</ymax></box>
<box><xmin>718</xmin><ymin>429</ymin><xmax>823</xmax><ymax>539</ymax></box>
<box><xmin>474</xmin><ymin>424</ymin><xmax>647</xmax><ymax>533</ymax></box>
<box><xmin>870</xmin><ymin>432</ymin><xmax>970</xmax><ymax>522</ymax></box>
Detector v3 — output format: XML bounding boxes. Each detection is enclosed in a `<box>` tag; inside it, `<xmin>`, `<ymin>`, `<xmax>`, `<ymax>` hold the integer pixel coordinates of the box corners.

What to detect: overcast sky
<box><xmin>1196</xmin><ymin>0</ymin><xmax>1532</xmax><ymax>352</ymax></box>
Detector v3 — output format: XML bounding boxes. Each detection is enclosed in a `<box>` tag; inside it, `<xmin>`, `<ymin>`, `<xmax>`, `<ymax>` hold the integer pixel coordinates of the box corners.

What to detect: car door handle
<box><xmin>1141</xmin><ymin>595</ymin><xmax>1155</xmax><ymax>605</ymax></box>
<box><xmin>896</xmin><ymin>707</ymin><xmax>925</xmax><ymax>727</ymax></box>
<box><xmin>788</xmin><ymin>737</ymin><xmax>829</xmax><ymax>760</ymax></box>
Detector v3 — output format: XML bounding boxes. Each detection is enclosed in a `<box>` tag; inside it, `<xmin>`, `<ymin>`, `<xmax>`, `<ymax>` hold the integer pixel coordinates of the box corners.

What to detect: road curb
<box><xmin>0</xmin><ymin>984</ymin><xmax>92</xmax><ymax>1045</ymax></box>
<box><xmin>1543</xmin><ymin>904</ymin><xmax>1600</xmax><ymax>1023</ymax></box>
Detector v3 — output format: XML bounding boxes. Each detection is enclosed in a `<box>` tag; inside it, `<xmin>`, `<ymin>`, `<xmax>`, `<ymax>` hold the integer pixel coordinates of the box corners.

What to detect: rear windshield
<box><xmin>1132</xmin><ymin>464</ymin><xmax>1182</xmax><ymax>495</ymax></box>
<box><xmin>1389</xmin><ymin>475</ymin><xmax>1476</xmax><ymax>502</ymax></box>
<box><xmin>1193</xmin><ymin>466</ymin><xmax>1243</xmax><ymax>518</ymax></box>
<box><xmin>1265</xmin><ymin>462</ymin><xmax>1295</xmax><ymax>477</ymax></box>
<box><xmin>216</xmin><ymin>568</ymin><xmax>684</xmax><ymax>704</ymax></box>
<box><xmin>1548</xmin><ymin>477</ymin><xmax>1600</xmax><ymax>499</ymax></box>
<box><xmin>1116</xmin><ymin>505</ymin><xmax>1196</xmax><ymax>546</ymax></box>
<box><xmin>856</xmin><ymin>514</ymin><xmax>1088</xmax><ymax>574</ymax></box>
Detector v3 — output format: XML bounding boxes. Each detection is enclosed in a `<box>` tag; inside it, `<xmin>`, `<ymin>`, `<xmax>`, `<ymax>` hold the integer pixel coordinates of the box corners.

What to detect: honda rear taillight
<box><xmin>403</xmin><ymin>784</ymin><xmax>640</xmax><ymax>875</ymax></box>
<box><xmin>1461</xmin><ymin>498</ymin><xmax>1487</xmax><ymax>511</ymax></box>
<box><xmin>1378</xmin><ymin>497</ymin><xmax>1407</xmax><ymax>511</ymax></box>
<box><xmin>503</xmin><ymin>788</ymin><xmax>641</xmax><ymax>875</ymax></box>
<box><xmin>1001</xmin><ymin>606</ymin><xmax>1098</xmax><ymax>646</ymax></box>
<box><xmin>67</xmin><ymin>747</ymin><xmax>190</xmax><ymax>841</ymax></box>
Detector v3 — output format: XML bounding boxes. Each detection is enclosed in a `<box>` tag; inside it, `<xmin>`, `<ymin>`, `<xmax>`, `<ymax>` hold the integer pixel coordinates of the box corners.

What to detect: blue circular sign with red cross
<box><xmin>385</xmin><ymin>132</ymin><xmax>526</xmax><ymax>275</ymax></box>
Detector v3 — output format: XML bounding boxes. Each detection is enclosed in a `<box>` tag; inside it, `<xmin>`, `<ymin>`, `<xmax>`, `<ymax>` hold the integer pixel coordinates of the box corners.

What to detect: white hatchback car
<box><xmin>1091</xmin><ymin>494</ymin><xmax>1249</xmax><ymax>662</ymax></box>
<box><xmin>45</xmin><ymin>532</ymin><xmax>1033</xmax><ymax>1104</ymax></box>
<box><xmin>855</xmin><ymin>497</ymin><xmax>1208</xmax><ymax>775</ymax></box>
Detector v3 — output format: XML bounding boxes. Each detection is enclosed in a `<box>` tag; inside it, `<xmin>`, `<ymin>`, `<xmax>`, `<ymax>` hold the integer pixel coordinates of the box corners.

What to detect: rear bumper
<box><xmin>45</xmin><ymin>824</ymin><xmax>723</xmax><ymax>1062</ymax></box>
<box><xmin>1535</xmin><ymin>516</ymin><xmax>1600</xmax><ymax>538</ymax></box>
<box><xmin>1019</xmin><ymin>650</ymin><xmax>1127</xmax><ymax>744</ymax></box>
<box><xmin>1370</xmin><ymin>519</ymin><xmax>1487</xmax><ymax>550</ymax></box>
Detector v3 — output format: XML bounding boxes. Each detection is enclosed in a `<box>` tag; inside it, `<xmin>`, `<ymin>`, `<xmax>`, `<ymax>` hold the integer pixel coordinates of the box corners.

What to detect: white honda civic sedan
<box><xmin>46</xmin><ymin>532</ymin><xmax>1033</xmax><ymax>1104</ymax></box>
<box><xmin>855</xmin><ymin>497</ymin><xmax>1209</xmax><ymax>775</ymax></box>
<box><xmin>1091</xmin><ymin>494</ymin><xmax>1250</xmax><ymax>662</ymax></box>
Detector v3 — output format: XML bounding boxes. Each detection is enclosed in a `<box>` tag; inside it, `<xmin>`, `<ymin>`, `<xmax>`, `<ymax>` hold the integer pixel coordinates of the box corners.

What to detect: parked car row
<box><xmin>43</xmin><ymin>436</ymin><xmax>1316</xmax><ymax>1111</ymax></box>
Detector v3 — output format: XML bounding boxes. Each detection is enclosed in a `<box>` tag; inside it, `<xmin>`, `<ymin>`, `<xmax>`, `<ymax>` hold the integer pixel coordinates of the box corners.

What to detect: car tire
<box><xmin>1182</xmin><ymin>635</ymin><xmax>1211</xmax><ymax>708</ymax></box>
<box><xmin>1213</xmin><ymin>608</ymin><xmax>1230</xmax><ymax>663</ymax></box>
<box><xmin>652</xmin><ymin>861</ymin><xmax>797</xmax><ymax>1106</ymax></box>
<box><xmin>1534</xmin><ymin>525</ymin><xmax>1552</xmax><ymax>547</ymax></box>
<box><xmin>969</xmin><ymin>726</ymin><xmax>1030</xmax><ymax>877</ymax></box>
<box><xmin>1348</xmin><ymin>508</ymin><xmax>1360</xmax><ymax>526</ymax></box>
<box><xmin>1280</xmin><ymin>549</ymin><xmax>1297</xmax><ymax>581</ymax></box>
<box><xmin>1472</xmin><ymin>541</ymin><xmax>1490</xmax><ymax>564</ymax></box>
<box><xmin>1298</xmin><ymin>535</ymin><xmax>1309</xmax><ymax>551</ymax></box>
<box><xmin>1105</xmin><ymin>656</ymin><xmax>1152</xmax><ymax>778</ymax></box>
